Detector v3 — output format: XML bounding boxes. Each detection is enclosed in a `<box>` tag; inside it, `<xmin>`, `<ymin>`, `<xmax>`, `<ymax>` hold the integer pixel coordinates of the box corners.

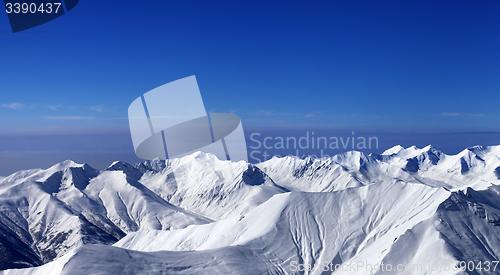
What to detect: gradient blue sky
<box><xmin>1</xmin><ymin>1</ymin><xmax>499</xmax><ymax>175</ymax></box>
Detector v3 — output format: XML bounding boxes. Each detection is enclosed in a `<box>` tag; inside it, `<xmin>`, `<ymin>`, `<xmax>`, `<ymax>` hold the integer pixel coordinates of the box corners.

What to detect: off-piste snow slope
<box><xmin>0</xmin><ymin>160</ymin><xmax>210</xmax><ymax>270</ymax></box>
<box><xmin>1</xmin><ymin>145</ymin><xmax>500</xmax><ymax>274</ymax></box>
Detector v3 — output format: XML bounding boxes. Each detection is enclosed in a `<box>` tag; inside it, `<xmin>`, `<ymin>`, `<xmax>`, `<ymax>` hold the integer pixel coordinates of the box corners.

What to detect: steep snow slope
<box><xmin>3</xmin><ymin>145</ymin><xmax>500</xmax><ymax>274</ymax></box>
<box><xmin>369</xmin><ymin>186</ymin><xmax>500</xmax><ymax>275</ymax></box>
<box><xmin>116</xmin><ymin>181</ymin><xmax>451</xmax><ymax>274</ymax></box>
<box><xmin>1</xmin><ymin>244</ymin><xmax>277</xmax><ymax>275</ymax></box>
<box><xmin>2</xmin><ymin>181</ymin><xmax>452</xmax><ymax>275</ymax></box>
<box><xmin>17</xmin><ymin>179</ymin><xmax>500</xmax><ymax>275</ymax></box>
<box><xmin>0</xmin><ymin>161</ymin><xmax>119</xmax><ymax>267</ymax></box>
<box><xmin>84</xmin><ymin>168</ymin><xmax>210</xmax><ymax>232</ymax></box>
<box><xmin>258</xmin><ymin>145</ymin><xmax>500</xmax><ymax>192</ymax></box>
<box><xmin>0</xmin><ymin>160</ymin><xmax>208</xmax><ymax>268</ymax></box>
<box><xmin>257</xmin><ymin>151</ymin><xmax>413</xmax><ymax>192</ymax></box>
<box><xmin>70</xmin><ymin>183</ymin><xmax>498</xmax><ymax>275</ymax></box>
<box><xmin>381</xmin><ymin>145</ymin><xmax>500</xmax><ymax>190</ymax></box>
<box><xmin>137</xmin><ymin>152</ymin><xmax>287</xmax><ymax>220</ymax></box>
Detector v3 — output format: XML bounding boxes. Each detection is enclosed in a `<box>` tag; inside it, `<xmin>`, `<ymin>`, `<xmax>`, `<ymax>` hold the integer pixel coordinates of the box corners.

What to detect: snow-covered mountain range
<box><xmin>1</xmin><ymin>145</ymin><xmax>500</xmax><ymax>274</ymax></box>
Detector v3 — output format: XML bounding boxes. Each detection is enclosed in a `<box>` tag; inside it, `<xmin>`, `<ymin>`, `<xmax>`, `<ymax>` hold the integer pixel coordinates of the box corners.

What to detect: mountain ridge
<box><xmin>1</xmin><ymin>144</ymin><xmax>500</xmax><ymax>274</ymax></box>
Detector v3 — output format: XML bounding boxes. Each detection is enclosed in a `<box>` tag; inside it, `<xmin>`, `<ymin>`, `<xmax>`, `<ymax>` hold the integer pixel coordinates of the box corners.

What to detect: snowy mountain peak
<box><xmin>384</xmin><ymin>145</ymin><xmax>440</xmax><ymax>160</ymax></box>
<box><xmin>48</xmin><ymin>159</ymin><xmax>85</xmax><ymax>171</ymax></box>
<box><xmin>422</xmin><ymin>144</ymin><xmax>435</xmax><ymax>151</ymax></box>
<box><xmin>381</xmin><ymin>145</ymin><xmax>404</xmax><ymax>155</ymax></box>
<box><xmin>106</xmin><ymin>161</ymin><xmax>142</xmax><ymax>180</ymax></box>
<box><xmin>39</xmin><ymin>163</ymin><xmax>99</xmax><ymax>193</ymax></box>
<box><xmin>2</xmin><ymin>144</ymin><xmax>500</xmax><ymax>274</ymax></box>
<box><xmin>134</xmin><ymin>157</ymin><xmax>166</xmax><ymax>173</ymax></box>
<box><xmin>467</xmin><ymin>145</ymin><xmax>486</xmax><ymax>153</ymax></box>
<box><xmin>241</xmin><ymin>164</ymin><xmax>279</xmax><ymax>187</ymax></box>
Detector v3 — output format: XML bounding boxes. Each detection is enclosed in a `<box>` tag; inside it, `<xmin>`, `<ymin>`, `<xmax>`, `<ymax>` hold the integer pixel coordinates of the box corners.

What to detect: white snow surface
<box><xmin>138</xmin><ymin>152</ymin><xmax>287</xmax><ymax>220</ymax></box>
<box><xmin>0</xmin><ymin>160</ymin><xmax>209</xmax><ymax>268</ymax></box>
<box><xmin>2</xmin><ymin>145</ymin><xmax>500</xmax><ymax>274</ymax></box>
<box><xmin>257</xmin><ymin>144</ymin><xmax>500</xmax><ymax>192</ymax></box>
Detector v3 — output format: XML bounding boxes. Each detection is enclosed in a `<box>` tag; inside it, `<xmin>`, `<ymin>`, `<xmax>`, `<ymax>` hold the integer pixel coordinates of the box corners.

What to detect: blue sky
<box><xmin>0</xmin><ymin>1</ymin><xmax>499</xmax><ymax>175</ymax></box>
